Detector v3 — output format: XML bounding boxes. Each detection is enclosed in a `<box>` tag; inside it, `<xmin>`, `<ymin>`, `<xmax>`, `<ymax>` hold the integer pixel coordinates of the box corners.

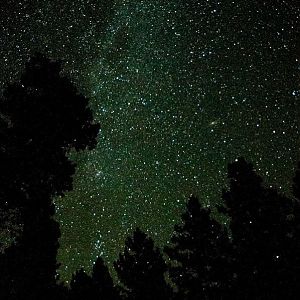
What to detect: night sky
<box><xmin>1</xmin><ymin>0</ymin><xmax>300</xmax><ymax>281</ymax></box>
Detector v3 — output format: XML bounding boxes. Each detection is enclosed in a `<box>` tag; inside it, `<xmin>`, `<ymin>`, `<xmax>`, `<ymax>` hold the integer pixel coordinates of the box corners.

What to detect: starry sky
<box><xmin>1</xmin><ymin>0</ymin><xmax>300</xmax><ymax>281</ymax></box>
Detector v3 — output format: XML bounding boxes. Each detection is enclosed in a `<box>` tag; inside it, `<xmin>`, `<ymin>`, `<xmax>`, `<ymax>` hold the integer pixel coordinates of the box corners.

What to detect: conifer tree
<box><xmin>293</xmin><ymin>162</ymin><xmax>300</xmax><ymax>200</ymax></box>
<box><xmin>92</xmin><ymin>257</ymin><xmax>120</xmax><ymax>299</ymax></box>
<box><xmin>0</xmin><ymin>53</ymin><xmax>99</xmax><ymax>299</ymax></box>
<box><xmin>288</xmin><ymin>161</ymin><xmax>300</xmax><ymax>297</ymax></box>
<box><xmin>69</xmin><ymin>269</ymin><xmax>94</xmax><ymax>300</ymax></box>
<box><xmin>114</xmin><ymin>228</ymin><xmax>171</xmax><ymax>300</ymax></box>
<box><xmin>165</xmin><ymin>195</ymin><xmax>232</xmax><ymax>299</ymax></box>
<box><xmin>219</xmin><ymin>157</ymin><xmax>299</xmax><ymax>299</ymax></box>
<box><xmin>69</xmin><ymin>259</ymin><xmax>119</xmax><ymax>300</ymax></box>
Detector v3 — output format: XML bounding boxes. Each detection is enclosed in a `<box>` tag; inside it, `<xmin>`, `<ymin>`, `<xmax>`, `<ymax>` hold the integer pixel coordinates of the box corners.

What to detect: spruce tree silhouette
<box><xmin>165</xmin><ymin>195</ymin><xmax>232</xmax><ymax>300</ymax></box>
<box><xmin>92</xmin><ymin>257</ymin><xmax>120</xmax><ymax>299</ymax></box>
<box><xmin>69</xmin><ymin>258</ymin><xmax>120</xmax><ymax>300</ymax></box>
<box><xmin>114</xmin><ymin>228</ymin><xmax>171</xmax><ymax>300</ymax></box>
<box><xmin>69</xmin><ymin>269</ymin><xmax>94</xmax><ymax>300</ymax></box>
<box><xmin>293</xmin><ymin>162</ymin><xmax>300</xmax><ymax>200</ymax></box>
<box><xmin>288</xmin><ymin>162</ymin><xmax>300</xmax><ymax>297</ymax></box>
<box><xmin>219</xmin><ymin>157</ymin><xmax>299</xmax><ymax>299</ymax></box>
<box><xmin>0</xmin><ymin>53</ymin><xmax>99</xmax><ymax>299</ymax></box>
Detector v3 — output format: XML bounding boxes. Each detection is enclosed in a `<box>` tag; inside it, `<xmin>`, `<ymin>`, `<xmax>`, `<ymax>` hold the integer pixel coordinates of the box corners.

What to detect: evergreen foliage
<box><xmin>165</xmin><ymin>196</ymin><xmax>232</xmax><ymax>299</ymax></box>
<box><xmin>219</xmin><ymin>157</ymin><xmax>300</xmax><ymax>299</ymax></box>
<box><xmin>69</xmin><ymin>269</ymin><xmax>94</xmax><ymax>300</ymax></box>
<box><xmin>114</xmin><ymin>228</ymin><xmax>171</xmax><ymax>300</ymax></box>
<box><xmin>0</xmin><ymin>54</ymin><xmax>300</xmax><ymax>299</ymax></box>
<box><xmin>0</xmin><ymin>53</ymin><xmax>99</xmax><ymax>299</ymax></box>
<box><xmin>92</xmin><ymin>257</ymin><xmax>120</xmax><ymax>299</ymax></box>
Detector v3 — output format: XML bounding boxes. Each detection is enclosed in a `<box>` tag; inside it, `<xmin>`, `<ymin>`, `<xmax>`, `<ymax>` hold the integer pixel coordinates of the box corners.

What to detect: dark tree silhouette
<box><xmin>69</xmin><ymin>269</ymin><xmax>94</xmax><ymax>300</ymax></box>
<box><xmin>0</xmin><ymin>53</ymin><xmax>99</xmax><ymax>299</ymax></box>
<box><xmin>293</xmin><ymin>162</ymin><xmax>300</xmax><ymax>200</ymax></box>
<box><xmin>165</xmin><ymin>195</ymin><xmax>232</xmax><ymax>300</ymax></box>
<box><xmin>114</xmin><ymin>228</ymin><xmax>171</xmax><ymax>300</ymax></box>
<box><xmin>69</xmin><ymin>258</ymin><xmax>119</xmax><ymax>300</ymax></box>
<box><xmin>92</xmin><ymin>257</ymin><xmax>120</xmax><ymax>299</ymax></box>
<box><xmin>289</xmin><ymin>162</ymin><xmax>300</xmax><ymax>296</ymax></box>
<box><xmin>219</xmin><ymin>157</ymin><xmax>300</xmax><ymax>299</ymax></box>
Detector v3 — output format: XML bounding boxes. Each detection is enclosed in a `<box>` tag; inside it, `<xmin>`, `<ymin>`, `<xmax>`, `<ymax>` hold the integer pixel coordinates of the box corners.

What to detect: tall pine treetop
<box><xmin>114</xmin><ymin>227</ymin><xmax>171</xmax><ymax>300</ymax></box>
<box><xmin>165</xmin><ymin>195</ymin><xmax>232</xmax><ymax>299</ymax></box>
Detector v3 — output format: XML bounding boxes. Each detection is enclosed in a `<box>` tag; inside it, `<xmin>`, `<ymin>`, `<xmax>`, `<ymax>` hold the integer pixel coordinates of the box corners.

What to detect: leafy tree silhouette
<box><xmin>219</xmin><ymin>157</ymin><xmax>300</xmax><ymax>299</ymax></box>
<box><xmin>165</xmin><ymin>195</ymin><xmax>232</xmax><ymax>300</ymax></box>
<box><xmin>0</xmin><ymin>53</ymin><xmax>99</xmax><ymax>299</ymax></box>
<box><xmin>114</xmin><ymin>228</ymin><xmax>172</xmax><ymax>300</ymax></box>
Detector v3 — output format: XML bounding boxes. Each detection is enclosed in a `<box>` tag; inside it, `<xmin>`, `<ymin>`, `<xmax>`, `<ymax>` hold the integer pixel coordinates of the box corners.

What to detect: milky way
<box><xmin>1</xmin><ymin>0</ymin><xmax>299</xmax><ymax>281</ymax></box>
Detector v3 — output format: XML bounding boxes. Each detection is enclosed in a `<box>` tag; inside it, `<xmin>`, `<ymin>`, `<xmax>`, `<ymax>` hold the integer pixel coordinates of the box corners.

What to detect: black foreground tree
<box><xmin>219</xmin><ymin>157</ymin><xmax>300</xmax><ymax>299</ymax></box>
<box><xmin>114</xmin><ymin>228</ymin><xmax>172</xmax><ymax>300</ymax></box>
<box><xmin>165</xmin><ymin>196</ymin><xmax>232</xmax><ymax>300</ymax></box>
<box><xmin>290</xmin><ymin>162</ymin><xmax>300</xmax><ymax>297</ymax></box>
<box><xmin>0</xmin><ymin>53</ymin><xmax>99</xmax><ymax>299</ymax></box>
<box><xmin>69</xmin><ymin>257</ymin><xmax>119</xmax><ymax>300</ymax></box>
<box><xmin>69</xmin><ymin>269</ymin><xmax>94</xmax><ymax>300</ymax></box>
<box><xmin>91</xmin><ymin>256</ymin><xmax>120</xmax><ymax>299</ymax></box>
<box><xmin>293</xmin><ymin>162</ymin><xmax>300</xmax><ymax>200</ymax></box>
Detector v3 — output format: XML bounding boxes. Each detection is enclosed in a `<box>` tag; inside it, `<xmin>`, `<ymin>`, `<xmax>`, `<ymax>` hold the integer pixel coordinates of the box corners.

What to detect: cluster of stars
<box><xmin>0</xmin><ymin>0</ymin><xmax>300</xmax><ymax>281</ymax></box>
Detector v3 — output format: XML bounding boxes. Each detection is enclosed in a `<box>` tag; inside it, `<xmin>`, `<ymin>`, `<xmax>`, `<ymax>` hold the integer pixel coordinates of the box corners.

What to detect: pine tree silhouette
<box><xmin>0</xmin><ymin>53</ymin><xmax>99</xmax><ymax>299</ymax></box>
<box><xmin>165</xmin><ymin>195</ymin><xmax>232</xmax><ymax>300</ymax></box>
<box><xmin>92</xmin><ymin>257</ymin><xmax>120</xmax><ymax>299</ymax></box>
<box><xmin>288</xmin><ymin>162</ymin><xmax>300</xmax><ymax>297</ymax></box>
<box><xmin>69</xmin><ymin>258</ymin><xmax>120</xmax><ymax>300</ymax></box>
<box><xmin>219</xmin><ymin>157</ymin><xmax>300</xmax><ymax>299</ymax></box>
<box><xmin>69</xmin><ymin>269</ymin><xmax>94</xmax><ymax>300</ymax></box>
<box><xmin>293</xmin><ymin>162</ymin><xmax>300</xmax><ymax>200</ymax></box>
<box><xmin>114</xmin><ymin>228</ymin><xmax>171</xmax><ymax>300</ymax></box>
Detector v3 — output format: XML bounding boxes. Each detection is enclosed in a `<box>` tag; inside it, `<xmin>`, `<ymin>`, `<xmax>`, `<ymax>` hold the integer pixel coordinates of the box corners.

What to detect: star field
<box><xmin>1</xmin><ymin>0</ymin><xmax>300</xmax><ymax>281</ymax></box>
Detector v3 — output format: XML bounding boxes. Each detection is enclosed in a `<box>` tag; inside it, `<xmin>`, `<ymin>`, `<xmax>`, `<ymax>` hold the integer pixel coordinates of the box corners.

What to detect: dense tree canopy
<box><xmin>165</xmin><ymin>196</ymin><xmax>233</xmax><ymax>299</ymax></box>
<box><xmin>0</xmin><ymin>54</ymin><xmax>300</xmax><ymax>300</ymax></box>
<box><xmin>114</xmin><ymin>228</ymin><xmax>171</xmax><ymax>300</ymax></box>
<box><xmin>0</xmin><ymin>53</ymin><xmax>99</xmax><ymax>299</ymax></box>
<box><xmin>219</xmin><ymin>158</ymin><xmax>300</xmax><ymax>299</ymax></box>
<box><xmin>91</xmin><ymin>257</ymin><xmax>120</xmax><ymax>300</ymax></box>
